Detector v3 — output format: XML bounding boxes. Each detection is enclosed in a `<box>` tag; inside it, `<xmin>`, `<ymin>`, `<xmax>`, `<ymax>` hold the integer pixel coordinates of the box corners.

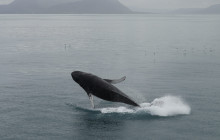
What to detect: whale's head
<box><xmin>71</xmin><ymin>71</ymin><xmax>84</xmax><ymax>83</ymax></box>
<box><xmin>71</xmin><ymin>71</ymin><xmax>91</xmax><ymax>89</ymax></box>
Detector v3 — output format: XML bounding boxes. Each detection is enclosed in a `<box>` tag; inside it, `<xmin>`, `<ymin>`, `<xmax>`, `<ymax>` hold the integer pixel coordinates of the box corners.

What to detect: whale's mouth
<box><xmin>71</xmin><ymin>71</ymin><xmax>79</xmax><ymax>82</ymax></box>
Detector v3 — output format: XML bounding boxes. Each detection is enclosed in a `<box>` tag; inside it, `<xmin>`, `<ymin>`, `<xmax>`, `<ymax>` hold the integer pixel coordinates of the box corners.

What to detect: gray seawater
<box><xmin>0</xmin><ymin>14</ymin><xmax>220</xmax><ymax>140</ymax></box>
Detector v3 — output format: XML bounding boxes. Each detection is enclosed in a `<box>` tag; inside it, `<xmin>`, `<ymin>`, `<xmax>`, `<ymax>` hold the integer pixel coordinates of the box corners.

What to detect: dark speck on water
<box><xmin>0</xmin><ymin>14</ymin><xmax>220</xmax><ymax>140</ymax></box>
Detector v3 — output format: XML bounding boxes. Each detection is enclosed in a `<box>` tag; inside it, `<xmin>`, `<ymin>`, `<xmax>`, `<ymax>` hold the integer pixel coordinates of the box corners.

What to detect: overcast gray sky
<box><xmin>0</xmin><ymin>0</ymin><xmax>220</xmax><ymax>10</ymax></box>
<box><xmin>0</xmin><ymin>0</ymin><xmax>13</xmax><ymax>5</ymax></box>
<box><xmin>119</xmin><ymin>0</ymin><xmax>220</xmax><ymax>10</ymax></box>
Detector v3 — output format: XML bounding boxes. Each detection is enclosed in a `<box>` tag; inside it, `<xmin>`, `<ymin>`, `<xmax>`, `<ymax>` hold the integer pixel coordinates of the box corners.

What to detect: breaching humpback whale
<box><xmin>71</xmin><ymin>71</ymin><xmax>140</xmax><ymax>108</ymax></box>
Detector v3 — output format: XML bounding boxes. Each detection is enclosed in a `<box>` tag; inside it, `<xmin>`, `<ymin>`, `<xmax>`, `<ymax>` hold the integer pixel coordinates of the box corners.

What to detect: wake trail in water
<box><xmin>98</xmin><ymin>95</ymin><xmax>191</xmax><ymax>117</ymax></box>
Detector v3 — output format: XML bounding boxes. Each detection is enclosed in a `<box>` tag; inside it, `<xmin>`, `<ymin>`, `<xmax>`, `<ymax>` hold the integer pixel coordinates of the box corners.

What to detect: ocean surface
<box><xmin>0</xmin><ymin>14</ymin><xmax>220</xmax><ymax>140</ymax></box>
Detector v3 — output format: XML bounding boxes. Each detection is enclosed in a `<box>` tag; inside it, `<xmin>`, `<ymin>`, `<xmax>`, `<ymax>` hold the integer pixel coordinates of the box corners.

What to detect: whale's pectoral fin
<box><xmin>88</xmin><ymin>94</ymin><xmax>95</xmax><ymax>109</ymax></box>
<box><xmin>104</xmin><ymin>76</ymin><xmax>126</xmax><ymax>84</ymax></box>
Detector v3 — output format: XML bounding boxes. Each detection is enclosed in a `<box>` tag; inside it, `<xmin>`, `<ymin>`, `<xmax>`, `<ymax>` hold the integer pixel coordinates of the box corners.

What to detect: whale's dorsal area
<box><xmin>104</xmin><ymin>76</ymin><xmax>126</xmax><ymax>84</ymax></box>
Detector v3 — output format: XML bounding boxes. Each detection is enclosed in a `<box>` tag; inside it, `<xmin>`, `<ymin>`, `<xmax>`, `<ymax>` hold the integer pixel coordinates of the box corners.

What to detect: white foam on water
<box><xmin>98</xmin><ymin>95</ymin><xmax>191</xmax><ymax>117</ymax></box>
<box><xmin>101</xmin><ymin>106</ymin><xmax>134</xmax><ymax>114</ymax></box>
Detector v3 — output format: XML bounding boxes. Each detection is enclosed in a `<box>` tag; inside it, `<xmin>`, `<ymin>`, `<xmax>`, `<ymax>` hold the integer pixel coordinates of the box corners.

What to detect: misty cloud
<box><xmin>119</xmin><ymin>0</ymin><xmax>220</xmax><ymax>10</ymax></box>
<box><xmin>0</xmin><ymin>0</ymin><xmax>13</xmax><ymax>5</ymax></box>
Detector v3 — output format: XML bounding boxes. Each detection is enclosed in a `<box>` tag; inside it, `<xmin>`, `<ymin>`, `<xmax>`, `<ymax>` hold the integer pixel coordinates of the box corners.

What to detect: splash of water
<box><xmin>99</xmin><ymin>95</ymin><xmax>191</xmax><ymax>117</ymax></box>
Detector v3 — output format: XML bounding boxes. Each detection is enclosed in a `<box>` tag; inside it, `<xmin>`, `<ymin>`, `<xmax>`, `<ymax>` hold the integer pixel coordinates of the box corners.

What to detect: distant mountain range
<box><xmin>1</xmin><ymin>0</ymin><xmax>219</xmax><ymax>14</ymax></box>
<box><xmin>170</xmin><ymin>4</ymin><xmax>220</xmax><ymax>14</ymax></box>
<box><xmin>0</xmin><ymin>0</ymin><xmax>134</xmax><ymax>14</ymax></box>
